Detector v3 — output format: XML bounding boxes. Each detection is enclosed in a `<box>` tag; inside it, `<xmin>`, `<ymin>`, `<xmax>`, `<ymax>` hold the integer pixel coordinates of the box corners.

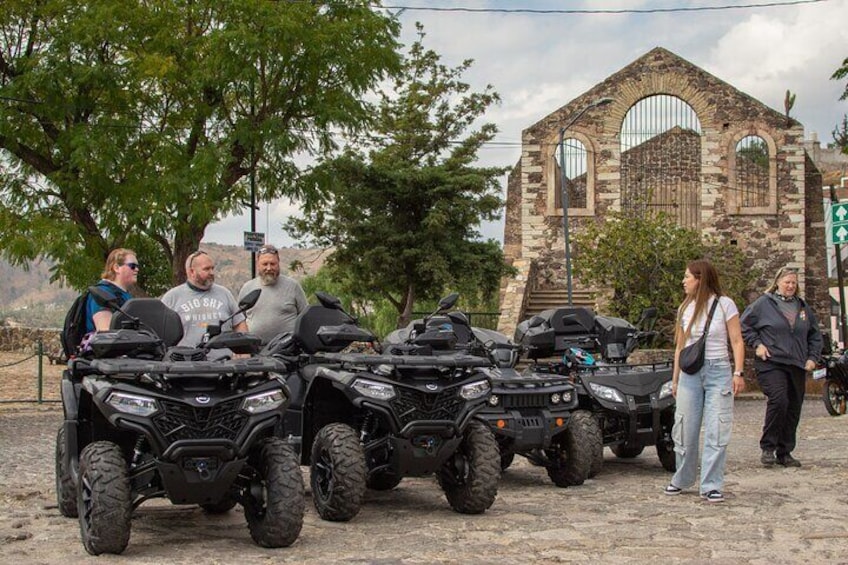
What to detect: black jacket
<box><xmin>740</xmin><ymin>293</ymin><xmax>823</xmax><ymax>371</ymax></box>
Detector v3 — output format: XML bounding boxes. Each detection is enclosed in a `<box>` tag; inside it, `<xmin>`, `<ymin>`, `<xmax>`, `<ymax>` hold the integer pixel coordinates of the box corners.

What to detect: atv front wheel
<box><xmin>310</xmin><ymin>423</ymin><xmax>366</xmax><ymax>521</ymax></box>
<box><xmin>547</xmin><ymin>410</ymin><xmax>595</xmax><ymax>487</ymax></box>
<box><xmin>77</xmin><ymin>441</ymin><xmax>132</xmax><ymax>555</ymax></box>
<box><xmin>656</xmin><ymin>438</ymin><xmax>677</xmax><ymax>472</ymax></box>
<box><xmin>611</xmin><ymin>442</ymin><xmax>645</xmax><ymax>458</ymax></box>
<box><xmin>823</xmin><ymin>379</ymin><xmax>847</xmax><ymax>416</ymax></box>
<box><xmin>437</xmin><ymin>420</ymin><xmax>499</xmax><ymax>514</ymax></box>
<box><xmin>55</xmin><ymin>426</ymin><xmax>78</xmax><ymax>518</ymax></box>
<box><xmin>244</xmin><ymin>438</ymin><xmax>305</xmax><ymax>547</ymax></box>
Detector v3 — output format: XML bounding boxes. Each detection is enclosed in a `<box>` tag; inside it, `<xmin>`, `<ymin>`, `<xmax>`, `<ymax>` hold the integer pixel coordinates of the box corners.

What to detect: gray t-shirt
<box><xmin>238</xmin><ymin>275</ymin><xmax>308</xmax><ymax>344</ymax></box>
<box><xmin>161</xmin><ymin>283</ymin><xmax>246</xmax><ymax>347</ymax></box>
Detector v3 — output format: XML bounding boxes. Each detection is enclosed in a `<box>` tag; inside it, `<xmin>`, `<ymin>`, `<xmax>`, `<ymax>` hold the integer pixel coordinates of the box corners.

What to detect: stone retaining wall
<box><xmin>0</xmin><ymin>327</ymin><xmax>63</xmax><ymax>358</ymax></box>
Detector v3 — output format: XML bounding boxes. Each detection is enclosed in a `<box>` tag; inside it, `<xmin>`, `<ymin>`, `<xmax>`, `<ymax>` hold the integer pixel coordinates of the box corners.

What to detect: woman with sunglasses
<box><xmin>740</xmin><ymin>266</ymin><xmax>823</xmax><ymax>468</ymax></box>
<box><xmin>85</xmin><ymin>248</ymin><xmax>138</xmax><ymax>332</ymax></box>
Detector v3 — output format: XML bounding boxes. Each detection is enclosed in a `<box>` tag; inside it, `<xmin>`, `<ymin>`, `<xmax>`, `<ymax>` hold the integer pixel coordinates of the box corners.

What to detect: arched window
<box><xmin>730</xmin><ymin>133</ymin><xmax>775</xmax><ymax>213</ymax></box>
<box><xmin>554</xmin><ymin>138</ymin><xmax>588</xmax><ymax>209</ymax></box>
<box><xmin>547</xmin><ymin>132</ymin><xmax>595</xmax><ymax>217</ymax></box>
<box><xmin>619</xmin><ymin>95</ymin><xmax>702</xmax><ymax>228</ymax></box>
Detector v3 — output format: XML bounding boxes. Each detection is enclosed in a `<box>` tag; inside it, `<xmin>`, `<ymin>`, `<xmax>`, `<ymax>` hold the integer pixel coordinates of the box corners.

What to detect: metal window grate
<box><xmin>620</xmin><ymin>95</ymin><xmax>703</xmax><ymax>228</ymax></box>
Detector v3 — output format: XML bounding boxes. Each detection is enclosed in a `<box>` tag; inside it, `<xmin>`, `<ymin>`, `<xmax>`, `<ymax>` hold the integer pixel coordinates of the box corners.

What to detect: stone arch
<box><xmin>546</xmin><ymin>130</ymin><xmax>599</xmax><ymax>217</ymax></box>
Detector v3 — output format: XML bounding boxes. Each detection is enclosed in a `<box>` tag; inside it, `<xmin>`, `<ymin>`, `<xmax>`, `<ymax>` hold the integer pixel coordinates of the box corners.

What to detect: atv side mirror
<box><xmin>637</xmin><ymin>307</ymin><xmax>658</xmax><ymax>331</ymax></box>
<box><xmin>437</xmin><ymin>293</ymin><xmax>459</xmax><ymax>312</ymax></box>
<box><xmin>239</xmin><ymin>289</ymin><xmax>261</xmax><ymax>311</ymax></box>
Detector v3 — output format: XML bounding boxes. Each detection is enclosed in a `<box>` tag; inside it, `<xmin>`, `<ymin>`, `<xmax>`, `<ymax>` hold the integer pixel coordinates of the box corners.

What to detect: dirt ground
<box><xmin>2</xmin><ymin>352</ymin><xmax>848</xmax><ymax>564</ymax></box>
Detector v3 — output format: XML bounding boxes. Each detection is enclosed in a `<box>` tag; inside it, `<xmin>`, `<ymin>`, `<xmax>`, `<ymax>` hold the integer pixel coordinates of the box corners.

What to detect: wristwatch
<box><xmin>733</xmin><ymin>371</ymin><xmax>744</xmax><ymax>377</ymax></box>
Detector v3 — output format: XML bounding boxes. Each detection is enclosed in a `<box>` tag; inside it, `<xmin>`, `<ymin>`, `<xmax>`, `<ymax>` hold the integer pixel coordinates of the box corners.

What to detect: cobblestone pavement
<box><xmin>1</xmin><ymin>398</ymin><xmax>847</xmax><ymax>565</ymax></box>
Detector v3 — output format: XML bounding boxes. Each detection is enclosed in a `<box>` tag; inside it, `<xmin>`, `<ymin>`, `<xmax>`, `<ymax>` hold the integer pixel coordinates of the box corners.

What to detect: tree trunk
<box><xmin>397</xmin><ymin>285</ymin><xmax>415</xmax><ymax>329</ymax></box>
<box><xmin>171</xmin><ymin>226</ymin><xmax>207</xmax><ymax>286</ymax></box>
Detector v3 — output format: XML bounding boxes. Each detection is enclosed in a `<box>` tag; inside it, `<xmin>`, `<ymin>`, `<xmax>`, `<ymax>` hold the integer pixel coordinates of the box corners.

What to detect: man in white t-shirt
<box><xmin>238</xmin><ymin>244</ymin><xmax>308</xmax><ymax>344</ymax></box>
<box><xmin>161</xmin><ymin>250</ymin><xmax>247</xmax><ymax>347</ymax></box>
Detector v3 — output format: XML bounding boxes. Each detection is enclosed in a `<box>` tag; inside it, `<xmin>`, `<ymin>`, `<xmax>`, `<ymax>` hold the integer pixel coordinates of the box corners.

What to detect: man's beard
<box><xmin>260</xmin><ymin>272</ymin><xmax>278</xmax><ymax>286</ymax></box>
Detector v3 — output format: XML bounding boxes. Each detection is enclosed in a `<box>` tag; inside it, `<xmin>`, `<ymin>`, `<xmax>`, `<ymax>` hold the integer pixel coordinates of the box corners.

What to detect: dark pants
<box><xmin>756</xmin><ymin>364</ymin><xmax>807</xmax><ymax>456</ymax></box>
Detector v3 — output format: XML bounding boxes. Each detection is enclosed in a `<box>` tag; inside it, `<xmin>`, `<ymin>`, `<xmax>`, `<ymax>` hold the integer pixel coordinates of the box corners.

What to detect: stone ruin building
<box><xmin>498</xmin><ymin>47</ymin><xmax>829</xmax><ymax>338</ymax></box>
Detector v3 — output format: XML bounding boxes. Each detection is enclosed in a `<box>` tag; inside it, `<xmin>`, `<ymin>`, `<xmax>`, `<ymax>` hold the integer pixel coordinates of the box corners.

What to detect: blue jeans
<box><xmin>670</xmin><ymin>358</ymin><xmax>734</xmax><ymax>494</ymax></box>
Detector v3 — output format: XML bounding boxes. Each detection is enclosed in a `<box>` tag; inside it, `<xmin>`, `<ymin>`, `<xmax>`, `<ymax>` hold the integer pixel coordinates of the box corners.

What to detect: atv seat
<box><xmin>110</xmin><ymin>298</ymin><xmax>184</xmax><ymax>347</ymax></box>
<box><xmin>545</xmin><ymin>307</ymin><xmax>596</xmax><ymax>334</ymax></box>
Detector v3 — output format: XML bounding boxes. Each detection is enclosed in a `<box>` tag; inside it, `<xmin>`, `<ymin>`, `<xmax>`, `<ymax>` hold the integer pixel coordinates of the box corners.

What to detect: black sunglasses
<box><xmin>258</xmin><ymin>245</ymin><xmax>278</xmax><ymax>256</ymax></box>
<box><xmin>124</xmin><ymin>262</ymin><xmax>140</xmax><ymax>270</ymax></box>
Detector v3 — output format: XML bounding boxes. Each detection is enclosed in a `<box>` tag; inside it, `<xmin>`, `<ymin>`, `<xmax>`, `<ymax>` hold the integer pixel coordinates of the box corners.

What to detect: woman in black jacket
<box><xmin>740</xmin><ymin>266</ymin><xmax>823</xmax><ymax>468</ymax></box>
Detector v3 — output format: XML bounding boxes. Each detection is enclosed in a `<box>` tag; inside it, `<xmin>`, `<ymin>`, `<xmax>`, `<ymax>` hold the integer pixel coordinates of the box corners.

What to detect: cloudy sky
<box><xmin>204</xmin><ymin>0</ymin><xmax>848</xmax><ymax>248</ymax></box>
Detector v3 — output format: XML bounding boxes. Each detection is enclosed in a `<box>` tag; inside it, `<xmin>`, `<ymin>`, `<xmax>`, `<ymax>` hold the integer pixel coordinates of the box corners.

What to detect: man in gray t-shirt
<box><xmin>238</xmin><ymin>244</ymin><xmax>308</xmax><ymax>344</ymax></box>
<box><xmin>161</xmin><ymin>250</ymin><xmax>247</xmax><ymax>347</ymax></box>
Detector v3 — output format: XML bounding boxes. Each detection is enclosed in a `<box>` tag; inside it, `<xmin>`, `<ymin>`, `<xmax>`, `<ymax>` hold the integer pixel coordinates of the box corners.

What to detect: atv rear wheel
<box><xmin>611</xmin><ymin>442</ymin><xmax>645</xmax><ymax>458</ymax></box>
<box><xmin>437</xmin><ymin>420</ymin><xmax>499</xmax><ymax>514</ymax></box>
<box><xmin>77</xmin><ymin>441</ymin><xmax>132</xmax><ymax>555</ymax></box>
<box><xmin>310</xmin><ymin>423</ymin><xmax>366</xmax><ymax>521</ymax></box>
<box><xmin>55</xmin><ymin>426</ymin><xmax>78</xmax><ymax>518</ymax></box>
<box><xmin>244</xmin><ymin>438</ymin><xmax>305</xmax><ymax>547</ymax></box>
<box><xmin>366</xmin><ymin>470</ymin><xmax>403</xmax><ymax>491</ymax></box>
<box><xmin>547</xmin><ymin>410</ymin><xmax>595</xmax><ymax>487</ymax></box>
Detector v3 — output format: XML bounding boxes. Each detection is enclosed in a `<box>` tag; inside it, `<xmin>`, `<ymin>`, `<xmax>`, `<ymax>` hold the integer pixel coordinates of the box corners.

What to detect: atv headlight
<box><xmin>659</xmin><ymin>380</ymin><xmax>674</xmax><ymax>400</ymax></box>
<box><xmin>562</xmin><ymin>391</ymin><xmax>573</xmax><ymax>404</ymax></box>
<box><xmin>459</xmin><ymin>379</ymin><xmax>491</xmax><ymax>400</ymax></box>
<box><xmin>488</xmin><ymin>394</ymin><xmax>500</xmax><ymax>406</ymax></box>
<box><xmin>551</xmin><ymin>392</ymin><xmax>561</xmax><ymax>404</ymax></box>
<box><xmin>106</xmin><ymin>392</ymin><xmax>159</xmax><ymax>417</ymax></box>
<box><xmin>352</xmin><ymin>378</ymin><xmax>396</xmax><ymax>401</ymax></box>
<box><xmin>589</xmin><ymin>382</ymin><xmax>625</xmax><ymax>404</ymax></box>
<box><xmin>241</xmin><ymin>389</ymin><xmax>287</xmax><ymax>414</ymax></box>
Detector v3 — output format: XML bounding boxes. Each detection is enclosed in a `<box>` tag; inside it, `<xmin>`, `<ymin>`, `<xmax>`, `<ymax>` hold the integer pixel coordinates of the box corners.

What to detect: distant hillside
<box><xmin>0</xmin><ymin>244</ymin><xmax>328</xmax><ymax>328</ymax></box>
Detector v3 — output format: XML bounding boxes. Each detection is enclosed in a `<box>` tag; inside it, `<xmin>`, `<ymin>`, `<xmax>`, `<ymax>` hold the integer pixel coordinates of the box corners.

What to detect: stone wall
<box><xmin>0</xmin><ymin>327</ymin><xmax>63</xmax><ymax>358</ymax></box>
<box><xmin>499</xmin><ymin>46</ymin><xmax>826</xmax><ymax>335</ymax></box>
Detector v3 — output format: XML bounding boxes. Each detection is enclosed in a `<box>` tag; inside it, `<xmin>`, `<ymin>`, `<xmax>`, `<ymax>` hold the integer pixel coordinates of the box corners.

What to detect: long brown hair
<box><xmin>100</xmin><ymin>248</ymin><xmax>136</xmax><ymax>281</ymax></box>
<box><xmin>678</xmin><ymin>259</ymin><xmax>724</xmax><ymax>341</ymax></box>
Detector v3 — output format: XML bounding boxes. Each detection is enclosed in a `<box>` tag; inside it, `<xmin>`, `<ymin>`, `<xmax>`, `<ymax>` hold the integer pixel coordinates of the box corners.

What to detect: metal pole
<box><xmin>37</xmin><ymin>340</ymin><xmax>43</xmax><ymax>404</ymax></box>
<box><xmin>250</xmin><ymin>78</ymin><xmax>257</xmax><ymax>279</ymax></box>
<box><xmin>830</xmin><ymin>184</ymin><xmax>848</xmax><ymax>346</ymax></box>
<box><xmin>558</xmin><ymin>97</ymin><xmax>614</xmax><ymax>307</ymax></box>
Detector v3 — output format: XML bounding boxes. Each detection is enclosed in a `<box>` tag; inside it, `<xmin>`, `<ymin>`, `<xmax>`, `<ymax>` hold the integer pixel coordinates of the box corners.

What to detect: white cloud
<box><xmin>206</xmin><ymin>0</ymin><xmax>848</xmax><ymax>247</ymax></box>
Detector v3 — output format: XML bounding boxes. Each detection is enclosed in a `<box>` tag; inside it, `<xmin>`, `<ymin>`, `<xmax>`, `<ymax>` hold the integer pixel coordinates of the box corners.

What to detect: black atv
<box><xmin>263</xmin><ymin>292</ymin><xmax>500</xmax><ymax>521</ymax></box>
<box><xmin>55</xmin><ymin>288</ymin><xmax>304</xmax><ymax>555</ymax></box>
<box><xmin>515</xmin><ymin>306</ymin><xmax>676</xmax><ymax>476</ymax></box>
<box><xmin>386</xmin><ymin>306</ymin><xmax>597</xmax><ymax>487</ymax></box>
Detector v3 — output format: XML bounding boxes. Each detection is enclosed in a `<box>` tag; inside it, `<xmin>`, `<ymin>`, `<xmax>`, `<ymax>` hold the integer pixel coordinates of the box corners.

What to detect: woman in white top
<box><xmin>664</xmin><ymin>259</ymin><xmax>746</xmax><ymax>503</ymax></box>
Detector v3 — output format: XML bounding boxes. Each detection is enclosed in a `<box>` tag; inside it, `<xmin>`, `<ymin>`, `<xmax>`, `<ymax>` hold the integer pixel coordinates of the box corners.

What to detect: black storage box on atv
<box><xmin>515</xmin><ymin>305</ymin><xmax>676</xmax><ymax>476</ymax></box>
<box><xmin>56</xmin><ymin>288</ymin><xmax>304</xmax><ymax>555</ymax></box>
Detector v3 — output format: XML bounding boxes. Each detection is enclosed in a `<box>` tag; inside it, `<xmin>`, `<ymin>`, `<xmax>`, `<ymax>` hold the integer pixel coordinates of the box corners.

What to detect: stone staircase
<box><xmin>523</xmin><ymin>288</ymin><xmax>596</xmax><ymax>318</ymax></box>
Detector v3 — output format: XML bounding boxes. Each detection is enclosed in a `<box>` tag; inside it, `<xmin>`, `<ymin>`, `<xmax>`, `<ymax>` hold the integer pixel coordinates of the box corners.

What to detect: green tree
<box><xmin>832</xmin><ymin>114</ymin><xmax>848</xmax><ymax>153</ymax></box>
<box><xmin>833</xmin><ymin>56</ymin><xmax>848</xmax><ymax>101</ymax></box>
<box><xmin>0</xmin><ymin>0</ymin><xmax>400</xmax><ymax>294</ymax></box>
<box><xmin>287</xmin><ymin>25</ymin><xmax>511</xmax><ymax>328</ymax></box>
<box><xmin>573</xmin><ymin>212</ymin><xmax>756</xmax><ymax>344</ymax></box>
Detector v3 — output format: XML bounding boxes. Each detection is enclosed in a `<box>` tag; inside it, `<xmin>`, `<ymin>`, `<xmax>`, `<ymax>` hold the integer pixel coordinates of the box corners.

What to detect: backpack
<box><xmin>60</xmin><ymin>281</ymin><xmax>128</xmax><ymax>358</ymax></box>
<box><xmin>60</xmin><ymin>290</ymin><xmax>91</xmax><ymax>359</ymax></box>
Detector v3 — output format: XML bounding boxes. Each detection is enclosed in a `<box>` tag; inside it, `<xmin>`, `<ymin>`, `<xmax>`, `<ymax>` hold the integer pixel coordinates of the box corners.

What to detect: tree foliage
<box><xmin>0</xmin><ymin>0</ymin><xmax>401</xmax><ymax>294</ymax></box>
<box><xmin>287</xmin><ymin>25</ymin><xmax>511</xmax><ymax>328</ymax></box>
<box><xmin>573</xmin><ymin>212</ymin><xmax>757</xmax><ymax>344</ymax></box>
<box><xmin>833</xmin><ymin>55</ymin><xmax>848</xmax><ymax>101</ymax></box>
<box><xmin>832</xmin><ymin>114</ymin><xmax>848</xmax><ymax>154</ymax></box>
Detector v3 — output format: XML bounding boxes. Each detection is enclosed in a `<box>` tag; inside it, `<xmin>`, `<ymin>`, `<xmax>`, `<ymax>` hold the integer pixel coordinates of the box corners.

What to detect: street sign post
<box><xmin>244</xmin><ymin>231</ymin><xmax>265</xmax><ymax>252</ymax></box>
<box><xmin>831</xmin><ymin>202</ymin><xmax>848</xmax><ymax>244</ymax></box>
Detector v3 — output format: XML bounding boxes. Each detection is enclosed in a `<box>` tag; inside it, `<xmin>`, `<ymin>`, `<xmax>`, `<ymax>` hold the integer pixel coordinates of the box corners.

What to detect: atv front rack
<box><xmin>87</xmin><ymin>357</ymin><xmax>287</xmax><ymax>377</ymax></box>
